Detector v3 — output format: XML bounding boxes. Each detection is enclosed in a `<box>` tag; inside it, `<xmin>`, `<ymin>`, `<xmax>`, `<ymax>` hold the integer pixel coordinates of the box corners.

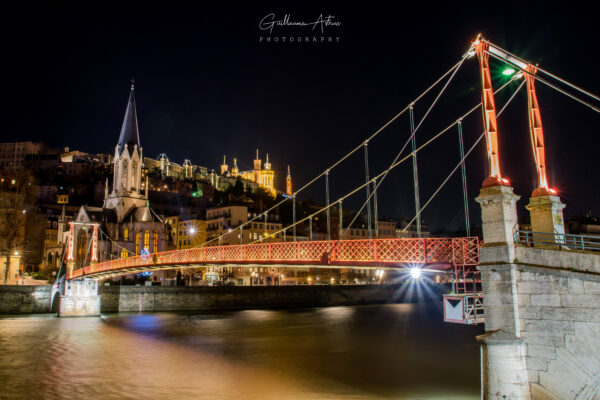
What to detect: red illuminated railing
<box><xmin>70</xmin><ymin>237</ymin><xmax>479</xmax><ymax>279</ymax></box>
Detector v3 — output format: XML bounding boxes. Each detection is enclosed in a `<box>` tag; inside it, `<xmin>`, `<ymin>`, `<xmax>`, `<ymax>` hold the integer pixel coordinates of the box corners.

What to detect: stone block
<box><xmin>527</xmin><ymin>344</ymin><xmax>557</xmax><ymax>360</ymax></box>
<box><xmin>519</xmin><ymin>280</ymin><xmax>568</xmax><ymax>295</ymax></box>
<box><xmin>521</xmin><ymin>330</ymin><xmax>565</xmax><ymax>347</ymax></box>
<box><xmin>517</xmin><ymin>294</ymin><xmax>531</xmax><ymax>307</ymax></box>
<box><xmin>526</xmin><ymin>356</ymin><xmax>548</xmax><ymax>372</ymax></box>
<box><xmin>526</xmin><ymin>369</ymin><xmax>539</xmax><ymax>384</ymax></box>
<box><xmin>530</xmin><ymin>294</ymin><xmax>562</xmax><ymax>307</ymax></box>
<box><xmin>583</xmin><ymin>280</ymin><xmax>600</xmax><ymax>294</ymax></box>
<box><xmin>524</xmin><ymin>319</ymin><xmax>574</xmax><ymax>334</ymax></box>
<box><xmin>562</xmin><ymin>294</ymin><xmax>600</xmax><ymax>308</ymax></box>
<box><xmin>519</xmin><ymin>306</ymin><xmax>543</xmax><ymax>320</ymax></box>
<box><xmin>568</xmin><ymin>278</ymin><xmax>584</xmax><ymax>294</ymax></box>
<box><xmin>519</xmin><ymin>271</ymin><xmax>538</xmax><ymax>282</ymax></box>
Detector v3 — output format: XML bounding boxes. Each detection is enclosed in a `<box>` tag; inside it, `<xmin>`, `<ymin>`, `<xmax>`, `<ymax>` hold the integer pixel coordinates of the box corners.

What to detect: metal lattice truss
<box><xmin>70</xmin><ymin>237</ymin><xmax>479</xmax><ymax>280</ymax></box>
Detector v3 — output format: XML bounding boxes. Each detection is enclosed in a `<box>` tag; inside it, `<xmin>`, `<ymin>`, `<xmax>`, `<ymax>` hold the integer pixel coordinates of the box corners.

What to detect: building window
<box><xmin>135</xmin><ymin>232</ymin><xmax>140</xmax><ymax>255</ymax></box>
<box><xmin>154</xmin><ymin>231</ymin><xmax>158</xmax><ymax>253</ymax></box>
<box><xmin>120</xmin><ymin>248</ymin><xmax>128</xmax><ymax>259</ymax></box>
<box><xmin>123</xmin><ymin>227</ymin><xmax>129</xmax><ymax>241</ymax></box>
<box><xmin>144</xmin><ymin>230</ymin><xmax>150</xmax><ymax>251</ymax></box>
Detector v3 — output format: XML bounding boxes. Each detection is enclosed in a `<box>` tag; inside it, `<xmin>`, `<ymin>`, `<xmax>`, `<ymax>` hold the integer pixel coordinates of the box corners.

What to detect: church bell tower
<box><xmin>103</xmin><ymin>80</ymin><xmax>147</xmax><ymax>222</ymax></box>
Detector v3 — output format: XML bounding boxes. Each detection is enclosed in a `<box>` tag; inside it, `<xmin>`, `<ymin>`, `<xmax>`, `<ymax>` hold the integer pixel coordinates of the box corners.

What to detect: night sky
<box><xmin>4</xmin><ymin>2</ymin><xmax>599</xmax><ymax>231</ymax></box>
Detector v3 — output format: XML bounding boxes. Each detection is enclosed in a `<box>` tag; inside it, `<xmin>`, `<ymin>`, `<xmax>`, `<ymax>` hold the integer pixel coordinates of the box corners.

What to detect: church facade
<box><xmin>219</xmin><ymin>150</ymin><xmax>278</xmax><ymax>196</ymax></box>
<box><xmin>101</xmin><ymin>82</ymin><xmax>167</xmax><ymax>261</ymax></box>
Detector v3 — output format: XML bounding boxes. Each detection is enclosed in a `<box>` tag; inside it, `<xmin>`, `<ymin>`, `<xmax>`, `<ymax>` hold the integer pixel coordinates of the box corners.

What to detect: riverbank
<box><xmin>0</xmin><ymin>284</ymin><xmax>440</xmax><ymax>314</ymax></box>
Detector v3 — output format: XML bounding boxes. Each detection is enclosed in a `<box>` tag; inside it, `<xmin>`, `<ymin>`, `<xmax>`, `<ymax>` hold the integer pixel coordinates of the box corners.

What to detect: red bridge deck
<box><xmin>70</xmin><ymin>237</ymin><xmax>479</xmax><ymax>280</ymax></box>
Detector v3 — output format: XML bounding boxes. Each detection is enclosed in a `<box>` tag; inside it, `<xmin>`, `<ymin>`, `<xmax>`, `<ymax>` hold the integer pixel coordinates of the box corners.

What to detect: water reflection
<box><xmin>0</xmin><ymin>303</ymin><xmax>482</xmax><ymax>399</ymax></box>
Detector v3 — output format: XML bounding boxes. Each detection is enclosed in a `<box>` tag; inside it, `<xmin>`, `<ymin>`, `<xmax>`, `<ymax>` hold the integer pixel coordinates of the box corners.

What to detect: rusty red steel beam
<box><xmin>70</xmin><ymin>237</ymin><xmax>479</xmax><ymax>280</ymax></box>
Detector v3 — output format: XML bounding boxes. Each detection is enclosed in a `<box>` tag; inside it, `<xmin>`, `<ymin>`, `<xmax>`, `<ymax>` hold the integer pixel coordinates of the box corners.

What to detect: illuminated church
<box><xmin>220</xmin><ymin>150</ymin><xmax>278</xmax><ymax>196</ymax></box>
<box><xmin>101</xmin><ymin>82</ymin><xmax>166</xmax><ymax>259</ymax></box>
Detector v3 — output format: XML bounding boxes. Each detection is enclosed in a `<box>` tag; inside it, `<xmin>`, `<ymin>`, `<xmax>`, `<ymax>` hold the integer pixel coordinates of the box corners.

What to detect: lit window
<box><xmin>123</xmin><ymin>227</ymin><xmax>129</xmax><ymax>241</ymax></box>
<box><xmin>120</xmin><ymin>248</ymin><xmax>128</xmax><ymax>259</ymax></box>
<box><xmin>144</xmin><ymin>229</ymin><xmax>150</xmax><ymax>251</ymax></box>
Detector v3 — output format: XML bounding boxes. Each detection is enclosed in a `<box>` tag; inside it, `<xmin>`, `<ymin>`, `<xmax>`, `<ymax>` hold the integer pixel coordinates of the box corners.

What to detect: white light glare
<box><xmin>409</xmin><ymin>267</ymin><xmax>422</xmax><ymax>279</ymax></box>
<box><xmin>188</xmin><ymin>227</ymin><xmax>196</xmax><ymax>235</ymax></box>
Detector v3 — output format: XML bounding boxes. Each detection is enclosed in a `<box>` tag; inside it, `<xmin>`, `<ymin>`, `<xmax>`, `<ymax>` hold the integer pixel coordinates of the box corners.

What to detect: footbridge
<box><xmin>69</xmin><ymin>237</ymin><xmax>480</xmax><ymax>280</ymax></box>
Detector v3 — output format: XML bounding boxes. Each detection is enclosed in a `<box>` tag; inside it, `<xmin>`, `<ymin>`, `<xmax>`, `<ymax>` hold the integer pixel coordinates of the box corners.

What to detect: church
<box><xmin>101</xmin><ymin>82</ymin><xmax>166</xmax><ymax>260</ymax></box>
<box><xmin>69</xmin><ymin>82</ymin><xmax>166</xmax><ymax>269</ymax></box>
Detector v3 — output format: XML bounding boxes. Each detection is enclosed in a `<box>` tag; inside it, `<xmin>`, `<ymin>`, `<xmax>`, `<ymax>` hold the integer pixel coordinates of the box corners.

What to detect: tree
<box><xmin>232</xmin><ymin>177</ymin><xmax>244</xmax><ymax>197</ymax></box>
<box><xmin>0</xmin><ymin>169</ymin><xmax>34</xmax><ymax>283</ymax></box>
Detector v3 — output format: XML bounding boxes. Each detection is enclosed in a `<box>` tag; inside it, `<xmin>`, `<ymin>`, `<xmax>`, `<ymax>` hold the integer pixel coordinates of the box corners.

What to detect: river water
<box><xmin>0</xmin><ymin>303</ymin><xmax>482</xmax><ymax>399</ymax></box>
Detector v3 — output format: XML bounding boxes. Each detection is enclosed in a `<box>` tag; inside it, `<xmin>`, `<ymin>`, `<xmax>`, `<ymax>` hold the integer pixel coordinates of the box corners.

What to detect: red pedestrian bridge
<box><xmin>69</xmin><ymin>237</ymin><xmax>480</xmax><ymax>280</ymax></box>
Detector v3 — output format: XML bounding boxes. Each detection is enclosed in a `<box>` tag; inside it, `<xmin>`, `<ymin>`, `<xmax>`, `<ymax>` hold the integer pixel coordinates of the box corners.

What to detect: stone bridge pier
<box><xmin>58</xmin><ymin>280</ymin><xmax>100</xmax><ymax>317</ymax></box>
<box><xmin>476</xmin><ymin>184</ymin><xmax>600</xmax><ymax>399</ymax></box>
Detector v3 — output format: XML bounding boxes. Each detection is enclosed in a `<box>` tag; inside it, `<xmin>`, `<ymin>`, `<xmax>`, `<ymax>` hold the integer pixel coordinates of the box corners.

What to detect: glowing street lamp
<box><xmin>409</xmin><ymin>267</ymin><xmax>422</xmax><ymax>280</ymax></box>
<box><xmin>502</xmin><ymin>67</ymin><xmax>516</xmax><ymax>77</ymax></box>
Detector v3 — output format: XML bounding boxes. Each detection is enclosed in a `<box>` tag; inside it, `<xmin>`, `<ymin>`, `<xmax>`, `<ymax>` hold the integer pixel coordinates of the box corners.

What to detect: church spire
<box><xmin>117</xmin><ymin>79</ymin><xmax>141</xmax><ymax>153</ymax></box>
<box><xmin>220</xmin><ymin>155</ymin><xmax>229</xmax><ymax>175</ymax></box>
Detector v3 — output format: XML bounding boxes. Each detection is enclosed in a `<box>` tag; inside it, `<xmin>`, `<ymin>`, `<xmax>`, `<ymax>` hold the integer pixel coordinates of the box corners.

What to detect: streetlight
<box><xmin>409</xmin><ymin>267</ymin><xmax>422</xmax><ymax>280</ymax></box>
<box><xmin>502</xmin><ymin>67</ymin><xmax>516</xmax><ymax>77</ymax></box>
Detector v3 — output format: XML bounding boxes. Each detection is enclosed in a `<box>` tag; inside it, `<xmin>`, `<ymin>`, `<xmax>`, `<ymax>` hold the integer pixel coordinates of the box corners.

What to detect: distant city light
<box><xmin>502</xmin><ymin>67</ymin><xmax>516</xmax><ymax>76</ymax></box>
<box><xmin>409</xmin><ymin>267</ymin><xmax>422</xmax><ymax>279</ymax></box>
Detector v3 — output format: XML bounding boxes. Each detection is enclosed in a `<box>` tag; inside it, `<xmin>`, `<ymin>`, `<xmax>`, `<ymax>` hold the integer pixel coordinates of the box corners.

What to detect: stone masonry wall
<box><xmin>0</xmin><ymin>285</ymin><xmax>53</xmax><ymax>313</ymax></box>
<box><xmin>480</xmin><ymin>246</ymin><xmax>600</xmax><ymax>399</ymax></box>
<box><xmin>0</xmin><ymin>284</ymin><xmax>413</xmax><ymax>314</ymax></box>
<box><xmin>516</xmin><ymin>266</ymin><xmax>600</xmax><ymax>399</ymax></box>
<box><xmin>99</xmin><ymin>284</ymin><xmax>410</xmax><ymax>313</ymax></box>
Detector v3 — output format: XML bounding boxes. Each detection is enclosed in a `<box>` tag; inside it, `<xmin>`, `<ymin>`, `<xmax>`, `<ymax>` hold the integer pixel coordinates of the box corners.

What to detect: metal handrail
<box><xmin>70</xmin><ymin>236</ymin><xmax>480</xmax><ymax>279</ymax></box>
<box><xmin>514</xmin><ymin>230</ymin><xmax>600</xmax><ymax>252</ymax></box>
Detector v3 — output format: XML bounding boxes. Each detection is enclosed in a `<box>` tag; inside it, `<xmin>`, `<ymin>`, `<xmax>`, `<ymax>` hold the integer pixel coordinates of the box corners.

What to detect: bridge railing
<box><xmin>70</xmin><ymin>237</ymin><xmax>479</xmax><ymax>279</ymax></box>
<box><xmin>514</xmin><ymin>230</ymin><xmax>600</xmax><ymax>252</ymax></box>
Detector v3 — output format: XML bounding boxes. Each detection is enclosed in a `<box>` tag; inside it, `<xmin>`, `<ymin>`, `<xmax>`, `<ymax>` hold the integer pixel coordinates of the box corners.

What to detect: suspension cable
<box><xmin>372</xmin><ymin>178</ymin><xmax>379</xmax><ymax>238</ymax></box>
<box><xmin>481</xmin><ymin>38</ymin><xmax>600</xmax><ymax>103</ymax></box>
<box><xmin>364</xmin><ymin>143</ymin><xmax>372</xmax><ymax>239</ymax></box>
<box><xmin>335</xmin><ymin>47</ymin><xmax>473</xmax><ymax>244</ymax></box>
<box><xmin>99</xmin><ymin>227</ymin><xmax>135</xmax><ymax>255</ymax></box>
<box><xmin>327</xmin><ymin>75</ymin><xmax>517</xmax><ymax>247</ymax></box>
<box><xmin>402</xmin><ymin>79</ymin><xmax>526</xmax><ymax>232</ymax></box>
<box><xmin>325</xmin><ymin>170</ymin><xmax>331</xmax><ymax>241</ymax></box>
<box><xmin>457</xmin><ymin>119</ymin><xmax>470</xmax><ymax>236</ymax></box>
<box><xmin>485</xmin><ymin>50</ymin><xmax>600</xmax><ymax>113</ymax></box>
<box><xmin>191</xmin><ymin>57</ymin><xmax>467</xmax><ymax>248</ymax></box>
<box><xmin>244</xmin><ymin>64</ymin><xmax>518</xmax><ymax>246</ymax></box>
<box><xmin>409</xmin><ymin>104</ymin><xmax>421</xmax><ymax>237</ymax></box>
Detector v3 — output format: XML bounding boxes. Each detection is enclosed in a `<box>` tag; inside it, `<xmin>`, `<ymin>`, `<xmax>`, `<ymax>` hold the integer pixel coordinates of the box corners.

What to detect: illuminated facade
<box><xmin>286</xmin><ymin>165</ymin><xmax>292</xmax><ymax>196</ymax></box>
<box><xmin>100</xmin><ymin>82</ymin><xmax>166</xmax><ymax>261</ymax></box>
<box><xmin>205</xmin><ymin>205</ymin><xmax>282</xmax><ymax>245</ymax></box>
<box><xmin>220</xmin><ymin>150</ymin><xmax>276</xmax><ymax>196</ymax></box>
<box><xmin>174</xmin><ymin>218</ymin><xmax>207</xmax><ymax>249</ymax></box>
<box><xmin>144</xmin><ymin>154</ymin><xmax>208</xmax><ymax>180</ymax></box>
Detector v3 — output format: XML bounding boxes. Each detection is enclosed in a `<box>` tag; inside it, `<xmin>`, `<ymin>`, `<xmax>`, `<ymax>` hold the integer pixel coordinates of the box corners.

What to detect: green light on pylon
<box><xmin>502</xmin><ymin>67</ymin><xmax>516</xmax><ymax>76</ymax></box>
